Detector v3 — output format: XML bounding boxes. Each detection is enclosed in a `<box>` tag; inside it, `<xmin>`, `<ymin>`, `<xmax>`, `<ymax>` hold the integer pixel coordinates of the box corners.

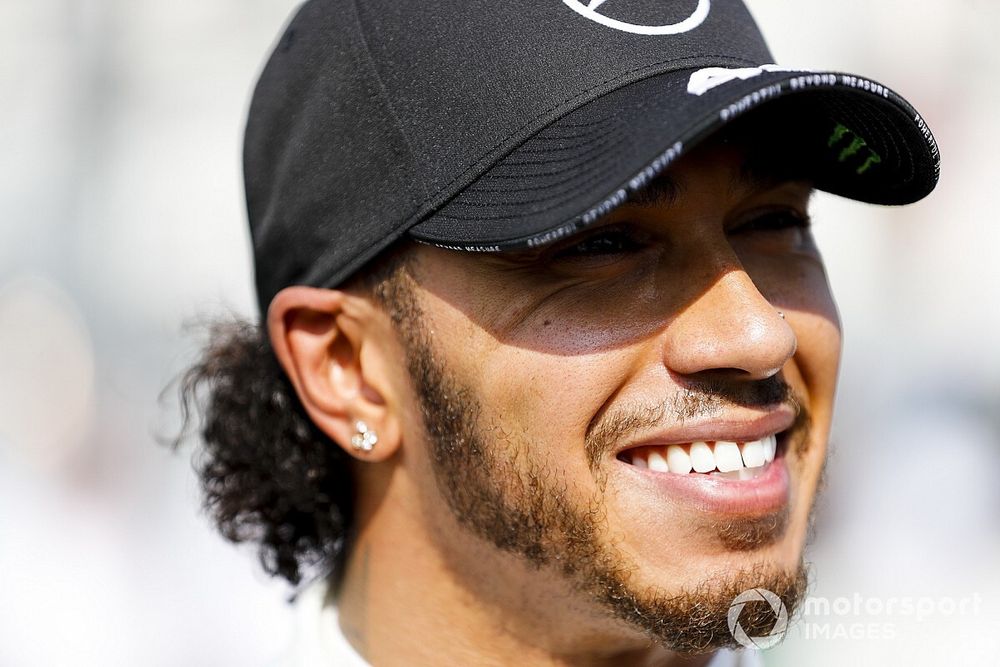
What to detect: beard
<box><xmin>395</xmin><ymin>298</ymin><xmax>811</xmax><ymax>654</ymax></box>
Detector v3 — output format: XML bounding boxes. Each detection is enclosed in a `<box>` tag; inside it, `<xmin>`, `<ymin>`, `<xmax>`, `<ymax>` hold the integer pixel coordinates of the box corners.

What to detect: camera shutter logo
<box><xmin>561</xmin><ymin>0</ymin><xmax>710</xmax><ymax>35</ymax></box>
<box><xmin>727</xmin><ymin>588</ymin><xmax>789</xmax><ymax>649</ymax></box>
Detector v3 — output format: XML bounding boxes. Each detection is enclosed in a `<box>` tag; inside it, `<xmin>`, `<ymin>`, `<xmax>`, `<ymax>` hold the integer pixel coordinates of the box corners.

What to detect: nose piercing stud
<box><xmin>351</xmin><ymin>420</ymin><xmax>378</xmax><ymax>452</ymax></box>
<box><xmin>777</xmin><ymin>311</ymin><xmax>786</xmax><ymax>320</ymax></box>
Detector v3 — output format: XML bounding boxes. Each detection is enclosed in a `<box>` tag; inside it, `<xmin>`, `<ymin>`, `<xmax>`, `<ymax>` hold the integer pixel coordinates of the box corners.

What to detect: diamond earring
<box><xmin>350</xmin><ymin>420</ymin><xmax>378</xmax><ymax>452</ymax></box>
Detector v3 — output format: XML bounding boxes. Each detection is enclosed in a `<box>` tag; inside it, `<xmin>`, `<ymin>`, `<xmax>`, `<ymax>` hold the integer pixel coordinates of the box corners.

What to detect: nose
<box><xmin>663</xmin><ymin>268</ymin><xmax>796</xmax><ymax>380</ymax></box>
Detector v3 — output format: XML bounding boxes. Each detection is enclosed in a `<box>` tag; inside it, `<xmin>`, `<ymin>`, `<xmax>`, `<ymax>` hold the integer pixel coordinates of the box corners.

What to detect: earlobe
<box><xmin>266</xmin><ymin>286</ymin><xmax>402</xmax><ymax>462</ymax></box>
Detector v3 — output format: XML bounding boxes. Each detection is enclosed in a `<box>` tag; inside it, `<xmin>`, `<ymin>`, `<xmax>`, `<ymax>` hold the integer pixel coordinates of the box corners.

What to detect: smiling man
<box><xmin>176</xmin><ymin>1</ymin><xmax>939</xmax><ymax>665</ymax></box>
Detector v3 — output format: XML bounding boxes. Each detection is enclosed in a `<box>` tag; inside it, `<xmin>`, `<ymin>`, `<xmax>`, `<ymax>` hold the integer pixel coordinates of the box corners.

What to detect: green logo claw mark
<box><xmin>828</xmin><ymin>123</ymin><xmax>882</xmax><ymax>175</ymax></box>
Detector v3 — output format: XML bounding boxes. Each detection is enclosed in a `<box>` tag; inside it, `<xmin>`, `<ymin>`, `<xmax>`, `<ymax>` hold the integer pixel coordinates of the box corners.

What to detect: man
<box><xmin>176</xmin><ymin>0</ymin><xmax>939</xmax><ymax>664</ymax></box>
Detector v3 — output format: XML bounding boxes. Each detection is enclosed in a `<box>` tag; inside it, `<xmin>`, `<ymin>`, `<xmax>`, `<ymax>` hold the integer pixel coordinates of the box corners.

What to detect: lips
<box><xmin>609</xmin><ymin>408</ymin><xmax>796</xmax><ymax>515</ymax></box>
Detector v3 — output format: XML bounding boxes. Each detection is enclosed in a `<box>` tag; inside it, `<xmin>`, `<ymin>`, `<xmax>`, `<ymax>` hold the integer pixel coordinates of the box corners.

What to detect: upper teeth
<box><xmin>627</xmin><ymin>435</ymin><xmax>777</xmax><ymax>475</ymax></box>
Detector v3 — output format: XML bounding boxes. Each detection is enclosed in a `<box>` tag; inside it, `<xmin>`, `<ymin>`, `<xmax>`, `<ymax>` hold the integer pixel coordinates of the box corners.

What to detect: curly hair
<box><xmin>170</xmin><ymin>244</ymin><xmax>412</xmax><ymax>588</ymax></box>
<box><xmin>168</xmin><ymin>113</ymin><xmax>809</xmax><ymax>590</ymax></box>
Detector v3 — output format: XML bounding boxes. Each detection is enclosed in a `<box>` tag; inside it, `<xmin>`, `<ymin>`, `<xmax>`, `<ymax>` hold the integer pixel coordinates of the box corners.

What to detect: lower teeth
<box><xmin>708</xmin><ymin>466</ymin><xmax>768</xmax><ymax>481</ymax></box>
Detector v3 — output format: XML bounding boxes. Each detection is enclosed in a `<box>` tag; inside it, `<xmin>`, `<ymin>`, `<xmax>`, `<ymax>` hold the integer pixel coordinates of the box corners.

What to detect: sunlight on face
<box><xmin>393</xmin><ymin>139</ymin><xmax>841</xmax><ymax>652</ymax></box>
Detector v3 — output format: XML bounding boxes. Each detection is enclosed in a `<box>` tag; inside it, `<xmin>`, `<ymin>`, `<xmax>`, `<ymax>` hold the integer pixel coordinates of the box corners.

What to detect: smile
<box><xmin>610</xmin><ymin>410</ymin><xmax>796</xmax><ymax>515</ymax></box>
<box><xmin>619</xmin><ymin>435</ymin><xmax>778</xmax><ymax>480</ymax></box>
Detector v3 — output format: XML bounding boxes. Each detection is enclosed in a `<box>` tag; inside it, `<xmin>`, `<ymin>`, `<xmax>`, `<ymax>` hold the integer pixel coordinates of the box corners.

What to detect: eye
<box><xmin>730</xmin><ymin>209</ymin><xmax>812</xmax><ymax>235</ymax></box>
<box><xmin>552</xmin><ymin>226</ymin><xmax>645</xmax><ymax>260</ymax></box>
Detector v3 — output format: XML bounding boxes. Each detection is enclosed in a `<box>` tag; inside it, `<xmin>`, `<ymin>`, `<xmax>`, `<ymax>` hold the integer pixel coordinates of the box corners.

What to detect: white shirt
<box><xmin>279</xmin><ymin>581</ymin><xmax>764</xmax><ymax>667</ymax></box>
<box><xmin>276</xmin><ymin>581</ymin><xmax>367</xmax><ymax>667</ymax></box>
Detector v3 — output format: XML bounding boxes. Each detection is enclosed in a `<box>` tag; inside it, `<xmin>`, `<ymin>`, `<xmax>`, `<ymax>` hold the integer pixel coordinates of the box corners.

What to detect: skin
<box><xmin>268</xmin><ymin>139</ymin><xmax>842</xmax><ymax>666</ymax></box>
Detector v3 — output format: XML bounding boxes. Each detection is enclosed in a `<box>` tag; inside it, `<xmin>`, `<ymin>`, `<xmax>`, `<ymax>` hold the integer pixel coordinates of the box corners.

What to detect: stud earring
<box><xmin>350</xmin><ymin>420</ymin><xmax>378</xmax><ymax>452</ymax></box>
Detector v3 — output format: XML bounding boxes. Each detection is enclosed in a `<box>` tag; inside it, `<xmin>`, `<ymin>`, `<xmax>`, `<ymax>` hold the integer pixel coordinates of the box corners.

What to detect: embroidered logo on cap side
<box><xmin>687</xmin><ymin>64</ymin><xmax>803</xmax><ymax>96</ymax></box>
<box><xmin>562</xmin><ymin>0</ymin><xmax>710</xmax><ymax>35</ymax></box>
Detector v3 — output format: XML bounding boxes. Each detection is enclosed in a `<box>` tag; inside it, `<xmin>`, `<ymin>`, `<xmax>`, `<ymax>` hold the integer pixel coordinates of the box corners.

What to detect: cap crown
<box><xmin>245</xmin><ymin>0</ymin><xmax>773</xmax><ymax>312</ymax></box>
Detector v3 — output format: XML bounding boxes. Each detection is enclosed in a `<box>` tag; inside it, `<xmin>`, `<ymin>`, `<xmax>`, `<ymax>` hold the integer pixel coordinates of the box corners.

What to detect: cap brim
<box><xmin>409</xmin><ymin>67</ymin><xmax>940</xmax><ymax>251</ymax></box>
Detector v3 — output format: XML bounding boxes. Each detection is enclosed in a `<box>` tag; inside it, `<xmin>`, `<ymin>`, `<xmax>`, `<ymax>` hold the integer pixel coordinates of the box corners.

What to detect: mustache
<box><xmin>585</xmin><ymin>376</ymin><xmax>803</xmax><ymax>469</ymax></box>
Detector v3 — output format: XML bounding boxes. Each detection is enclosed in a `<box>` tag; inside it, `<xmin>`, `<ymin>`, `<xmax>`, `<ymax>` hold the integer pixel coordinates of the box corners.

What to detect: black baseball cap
<box><xmin>244</xmin><ymin>0</ymin><xmax>940</xmax><ymax>314</ymax></box>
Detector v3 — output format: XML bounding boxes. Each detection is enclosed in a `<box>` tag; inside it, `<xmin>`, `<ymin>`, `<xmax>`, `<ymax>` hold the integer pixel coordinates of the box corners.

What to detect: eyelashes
<box><xmin>728</xmin><ymin>209</ymin><xmax>812</xmax><ymax>235</ymax></box>
<box><xmin>541</xmin><ymin>207</ymin><xmax>813</xmax><ymax>271</ymax></box>
<box><xmin>552</xmin><ymin>225</ymin><xmax>645</xmax><ymax>260</ymax></box>
<box><xmin>553</xmin><ymin>210</ymin><xmax>810</xmax><ymax>256</ymax></box>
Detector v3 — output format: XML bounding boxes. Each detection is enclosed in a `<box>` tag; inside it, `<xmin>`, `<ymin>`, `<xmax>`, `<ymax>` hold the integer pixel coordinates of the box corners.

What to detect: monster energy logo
<box><xmin>828</xmin><ymin>123</ymin><xmax>882</xmax><ymax>175</ymax></box>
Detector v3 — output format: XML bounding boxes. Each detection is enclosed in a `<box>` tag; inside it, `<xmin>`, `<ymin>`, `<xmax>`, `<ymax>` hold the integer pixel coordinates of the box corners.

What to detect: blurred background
<box><xmin>1</xmin><ymin>1</ymin><xmax>997</xmax><ymax>665</ymax></box>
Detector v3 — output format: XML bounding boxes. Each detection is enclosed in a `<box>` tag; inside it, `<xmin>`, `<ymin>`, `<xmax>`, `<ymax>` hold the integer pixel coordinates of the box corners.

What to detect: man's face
<box><xmin>385</xmin><ymin>139</ymin><xmax>841</xmax><ymax>652</ymax></box>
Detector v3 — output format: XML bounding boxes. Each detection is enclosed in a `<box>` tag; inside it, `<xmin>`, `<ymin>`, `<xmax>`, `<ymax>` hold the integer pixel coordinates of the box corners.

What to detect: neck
<box><xmin>332</xmin><ymin>479</ymin><xmax>718</xmax><ymax>667</ymax></box>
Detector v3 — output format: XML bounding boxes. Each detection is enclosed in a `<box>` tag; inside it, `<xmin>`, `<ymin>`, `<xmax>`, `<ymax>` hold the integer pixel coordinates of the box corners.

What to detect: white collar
<box><xmin>278</xmin><ymin>580</ymin><xmax>367</xmax><ymax>667</ymax></box>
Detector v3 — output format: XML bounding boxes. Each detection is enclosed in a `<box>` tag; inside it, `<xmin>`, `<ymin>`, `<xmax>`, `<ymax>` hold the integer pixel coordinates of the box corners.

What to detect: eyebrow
<box><xmin>627</xmin><ymin>174</ymin><xmax>682</xmax><ymax>208</ymax></box>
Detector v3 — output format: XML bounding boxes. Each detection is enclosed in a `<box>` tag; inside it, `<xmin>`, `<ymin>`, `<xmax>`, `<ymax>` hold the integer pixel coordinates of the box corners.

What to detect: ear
<box><xmin>266</xmin><ymin>286</ymin><xmax>402</xmax><ymax>462</ymax></box>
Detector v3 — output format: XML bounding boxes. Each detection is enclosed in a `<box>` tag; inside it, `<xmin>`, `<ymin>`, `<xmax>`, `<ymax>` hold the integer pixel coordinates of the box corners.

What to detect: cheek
<box><xmin>485</xmin><ymin>289</ymin><xmax>667</xmax><ymax>357</ymax></box>
<box><xmin>788</xmin><ymin>307</ymin><xmax>842</xmax><ymax>436</ymax></box>
<box><xmin>742</xmin><ymin>250</ymin><xmax>841</xmax><ymax>335</ymax></box>
<box><xmin>446</xmin><ymin>320</ymin><xmax>636</xmax><ymax>481</ymax></box>
<box><xmin>484</xmin><ymin>348</ymin><xmax>627</xmax><ymax>448</ymax></box>
<box><xmin>772</xmin><ymin>260</ymin><xmax>842</xmax><ymax>399</ymax></box>
<box><xmin>427</xmin><ymin>281</ymin><xmax>655</xmax><ymax>454</ymax></box>
<box><xmin>740</xmin><ymin>250</ymin><xmax>842</xmax><ymax>399</ymax></box>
